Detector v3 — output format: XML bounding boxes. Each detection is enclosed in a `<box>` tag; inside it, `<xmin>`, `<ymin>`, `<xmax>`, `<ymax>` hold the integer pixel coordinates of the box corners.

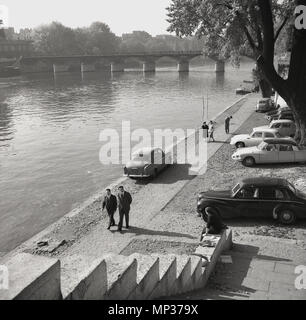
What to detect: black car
<box><xmin>197</xmin><ymin>177</ymin><xmax>306</xmax><ymax>225</ymax></box>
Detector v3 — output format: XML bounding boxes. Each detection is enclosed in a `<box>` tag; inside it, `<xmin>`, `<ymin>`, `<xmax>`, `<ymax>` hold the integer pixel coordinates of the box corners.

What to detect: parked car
<box><xmin>231</xmin><ymin>138</ymin><xmax>306</xmax><ymax>166</ymax></box>
<box><xmin>256</xmin><ymin>98</ymin><xmax>274</xmax><ymax>113</ymax></box>
<box><xmin>268</xmin><ymin>109</ymin><xmax>294</xmax><ymax>122</ymax></box>
<box><xmin>265</xmin><ymin>106</ymin><xmax>290</xmax><ymax>120</ymax></box>
<box><xmin>254</xmin><ymin>120</ymin><xmax>296</xmax><ymax>138</ymax></box>
<box><xmin>230</xmin><ymin>128</ymin><xmax>285</xmax><ymax>148</ymax></box>
<box><xmin>236</xmin><ymin>87</ymin><xmax>252</xmax><ymax>95</ymax></box>
<box><xmin>124</xmin><ymin>147</ymin><xmax>168</xmax><ymax>178</ymax></box>
<box><xmin>196</xmin><ymin>177</ymin><xmax>306</xmax><ymax>224</ymax></box>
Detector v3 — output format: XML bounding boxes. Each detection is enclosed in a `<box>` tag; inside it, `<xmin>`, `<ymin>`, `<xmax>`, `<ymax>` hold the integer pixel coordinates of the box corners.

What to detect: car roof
<box><xmin>133</xmin><ymin>147</ymin><xmax>161</xmax><ymax>155</ymax></box>
<box><xmin>239</xmin><ymin>177</ymin><xmax>289</xmax><ymax>187</ymax></box>
<box><xmin>253</xmin><ymin>128</ymin><xmax>278</xmax><ymax>133</ymax></box>
<box><xmin>271</xmin><ymin>119</ymin><xmax>294</xmax><ymax>124</ymax></box>
<box><xmin>263</xmin><ymin>138</ymin><xmax>297</xmax><ymax>145</ymax></box>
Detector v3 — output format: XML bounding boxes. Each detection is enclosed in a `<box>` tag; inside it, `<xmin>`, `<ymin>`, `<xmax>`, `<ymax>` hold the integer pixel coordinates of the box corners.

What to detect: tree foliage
<box><xmin>167</xmin><ymin>0</ymin><xmax>294</xmax><ymax>63</ymax></box>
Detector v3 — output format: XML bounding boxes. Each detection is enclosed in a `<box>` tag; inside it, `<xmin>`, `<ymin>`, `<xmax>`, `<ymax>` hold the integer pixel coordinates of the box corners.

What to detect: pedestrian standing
<box><xmin>102</xmin><ymin>189</ymin><xmax>117</xmax><ymax>230</ymax></box>
<box><xmin>225</xmin><ymin>116</ymin><xmax>233</xmax><ymax>134</ymax></box>
<box><xmin>117</xmin><ymin>186</ymin><xmax>132</xmax><ymax>232</ymax></box>
<box><xmin>202</xmin><ymin>121</ymin><xmax>209</xmax><ymax>139</ymax></box>
<box><xmin>208</xmin><ymin>120</ymin><xmax>216</xmax><ymax>142</ymax></box>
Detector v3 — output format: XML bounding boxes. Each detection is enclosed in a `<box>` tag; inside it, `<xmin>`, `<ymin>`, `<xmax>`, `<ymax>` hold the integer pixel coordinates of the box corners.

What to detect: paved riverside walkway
<box><xmin>52</xmin><ymin>94</ymin><xmax>259</xmax><ymax>262</ymax></box>
<box><xmin>170</xmin><ymin>241</ymin><xmax>306</xmax><ymax>300</ymax></box>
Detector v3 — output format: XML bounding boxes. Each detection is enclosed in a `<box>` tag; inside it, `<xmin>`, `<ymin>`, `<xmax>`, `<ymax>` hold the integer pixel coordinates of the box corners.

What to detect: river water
<box><xmin>0</xmin><ymin>61</ymin><xmax>253</xmax><ymax>252</ymax></box>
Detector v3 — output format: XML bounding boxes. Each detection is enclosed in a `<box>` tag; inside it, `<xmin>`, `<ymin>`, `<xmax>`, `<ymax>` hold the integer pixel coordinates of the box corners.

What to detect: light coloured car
<box><xmin>254</xmin><ymin>120</ymin><xmax>296</xmax><ymax>138</ymax></box>
<box><xmin>256</xmin><ymin>98</ymin><xmax>274</xmax><ymax>112</ymax></box>
<box><xmin>124</xmin><ymin>147</ymin><xmax>168</xmax><ymax>178</ymax></box>
<box><xmin>230</xmin><ymin>128</ymin><xmax>287</xmax><ymax>149</ymax></box>
<box><xmin>232</xmin><ymin>138</ymin><xmax>306</xmax><ymax>167</ymax></box>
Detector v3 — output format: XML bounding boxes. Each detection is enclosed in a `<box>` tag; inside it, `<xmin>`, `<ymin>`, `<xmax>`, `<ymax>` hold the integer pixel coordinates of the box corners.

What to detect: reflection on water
<box><xmin>0</xmin><ymin>63</ymin><xmax>252</xmax><ymax>251</ymax></box>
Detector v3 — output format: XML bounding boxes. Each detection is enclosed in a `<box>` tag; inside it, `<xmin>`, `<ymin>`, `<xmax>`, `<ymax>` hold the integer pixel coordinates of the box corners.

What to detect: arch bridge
<box><xmin>20</xmin><ymin>51</ymin><xmax>225</xmax><ymax>74</ymax></box>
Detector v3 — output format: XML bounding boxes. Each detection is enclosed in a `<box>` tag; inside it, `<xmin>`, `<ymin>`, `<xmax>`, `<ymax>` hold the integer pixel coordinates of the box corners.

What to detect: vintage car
<box><xmin>232</xmin><ymin>138</ymin><xmax>306</xmax><ymax>166</ymax></box>
<box><xmin>196</xmin><ymin>177</ymin><xmax>306</xmax><ymax>224</ymax></box>
<box><xmin>265</xmin><ymin>106</ymin><xmax>290</xmax><ymax>120</ymax></box>
<box><xmin>254</xmin><ymin>120</ymin><xmax>296</xmax><ymax>138</ymax></box>
<box><xmin>268</xmin><ymin>109</ymin><xmax>294</xmax><ymax>122</ymax></box>
<box><xmin>230</xmin><ymin>128</ymin><xmax>287</xmax><ymax>149</ymax></box>
<box><xmin>124</xmin><ymin>147</ymin><xmax>168</xmax><ymax>178</ymax></box>
<box><xmin>256</xmin><ymin>98</ymin><xmax>274</xmax><ymax>113</ymax></box>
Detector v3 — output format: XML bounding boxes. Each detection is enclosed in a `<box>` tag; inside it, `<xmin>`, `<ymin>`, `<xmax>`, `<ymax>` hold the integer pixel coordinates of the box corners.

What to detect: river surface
<box><xmin>0</xmin><ymin>62</ymin><xmax>254</xmax><ymax>252</ymax></box>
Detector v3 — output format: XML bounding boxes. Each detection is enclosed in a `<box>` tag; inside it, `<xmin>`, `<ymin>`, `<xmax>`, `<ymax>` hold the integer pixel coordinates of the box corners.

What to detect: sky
<box><xmin>0</xmin><ymin>0</ymin><xmax>173</xmax><ymax>36</ymax></box>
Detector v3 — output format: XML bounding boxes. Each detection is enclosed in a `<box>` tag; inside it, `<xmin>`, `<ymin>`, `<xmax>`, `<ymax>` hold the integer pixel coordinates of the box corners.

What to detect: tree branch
<box><xmin>274</xmin><ymin>16</ymin><xmax>289</xmax><ymax>42</ymax></box>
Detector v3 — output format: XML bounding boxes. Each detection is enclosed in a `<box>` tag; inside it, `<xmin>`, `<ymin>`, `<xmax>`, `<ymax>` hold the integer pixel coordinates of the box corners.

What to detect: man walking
<box><xmin>102</xmin><ymin>189</ymin><xmax>117</xmax><ymax>230</ymax></box>
<box><xmin>117</xmin><ymin>186</ymin><xmax>132</xmax><ymax>232</ymax></box>
<box><xmin>225</xmin><ymin>116</ymin><xmax>233</xmax><ymax>134</ymax></box>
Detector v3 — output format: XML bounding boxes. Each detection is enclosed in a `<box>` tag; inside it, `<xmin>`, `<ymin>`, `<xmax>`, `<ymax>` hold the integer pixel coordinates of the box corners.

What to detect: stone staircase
<box><xmin>0</xmin><ymin>230</ymin><xmax>232</xmax><ymax>300</ymax></box>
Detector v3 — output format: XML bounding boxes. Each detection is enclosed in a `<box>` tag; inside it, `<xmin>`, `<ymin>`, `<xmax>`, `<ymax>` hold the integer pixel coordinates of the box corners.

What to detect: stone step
<box><xmin>190</xmin><ymin>256</ymin><xmax>204</xmax><ymax>291</ymax></box>
<box><xmin>127</xmin><ymin>253</ymin><xmax>159</xmax><ymax>300</ymax></box>
<box><xmin>149</xmin><ymin>254</ymin><xmax>177</xmax><ymax>299</ymax></box>
<box><xmin>170</xmin><ymin>254</ymin><xmax>192</xmax><ymax>296</ymax></box>
<box><xmin>102</xmin><ymin>254</ymin><xmax>137</xmax><ymax>300</ymax></box>
<box><xmin>60</xmin><ymin>254</ymin><xmax>107</xmax><ymax>300</ymax></box>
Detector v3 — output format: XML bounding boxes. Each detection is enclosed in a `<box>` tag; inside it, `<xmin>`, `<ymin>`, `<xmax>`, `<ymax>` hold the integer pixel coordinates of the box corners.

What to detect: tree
<box><xmin>167</xmin><ymin>0</ymin><xmax>294</xmax><ymax>97</ymax></box>
<box><xmin>257</xmin><ymin>0</ymin><xmax>306</xmax><ymax>144</ymax></box>
<box><xmin>32</xmin><ymin>21</ymin><xmax>120</xmax><ymax>56</ymax></box>
<box><xmin>33</xmin><ymin>22</ymin><xmax>79</xmax><ymax>55</ymax></box>
<box><xmin>86</xmin><ymin>22</ymin><xmax>120</xmax><ymax>54</ymax></box>
<box><xmin>167</xmin><ymin>0</ymin><xmax>306</xmax><ymax>144</ymax></box>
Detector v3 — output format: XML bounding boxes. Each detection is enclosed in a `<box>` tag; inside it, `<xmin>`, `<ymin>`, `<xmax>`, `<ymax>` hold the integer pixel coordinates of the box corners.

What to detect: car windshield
<box><xmin>132</xmin><ymin>152</ymin><xmax>150</xmax><ymax>162</ymax></box>
<box><xmin>258</xmin><ymin>142</ymin><xmax>268</xmax><ymax>150</ymax></box>
<box><xmin>232</xmin><ymin>183</ymin><xmax>240</xmax><ymax>196</ymax></box>
<box><xmin>288</xmin><ymin>182</ymin><xmax>296</xmax><ymax>195</ymax></box>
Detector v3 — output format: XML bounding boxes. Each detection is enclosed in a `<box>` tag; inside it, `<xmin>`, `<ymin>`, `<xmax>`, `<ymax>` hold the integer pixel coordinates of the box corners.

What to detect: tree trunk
<box><xmin>259</xmin><ymin>78</ymin><xmax>272</xmax><ymax>98</ymax></box>
<box><xmin>257</xmin><ymin>0</ymin><xmax>306</xmax><ymax>145</ymax></box>
<box><xmin>252</xmin><ymin>63</ymin><xmax>273</xmax><ymax>97</ymax></box>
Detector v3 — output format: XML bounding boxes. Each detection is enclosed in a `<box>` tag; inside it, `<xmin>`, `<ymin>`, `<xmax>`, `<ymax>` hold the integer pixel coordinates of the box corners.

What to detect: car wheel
<box><xmin>278</xmin><ymin>208</ymin><xmax>296</xmax><ymax>225</ymax></box>
<box><xmin>242</xmin><ymin>157</ymin><xmax>255</xmax><ymax>167</ymax></box>
<box><xmin>236</xmin><ymin>142</ymin><xmax>245</xmax><ymax>148</ymax></box>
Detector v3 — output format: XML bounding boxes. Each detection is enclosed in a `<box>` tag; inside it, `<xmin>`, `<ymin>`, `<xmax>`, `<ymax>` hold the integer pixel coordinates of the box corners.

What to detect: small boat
<box><xmin>235</xmin><ymin>87</ymin><xmax>252</xmax><ymax>95</ymax></box>
<box><xmin>0</xmin><ymin>66</ymin><xmax>21</xmax><ymax>78</ymax></box>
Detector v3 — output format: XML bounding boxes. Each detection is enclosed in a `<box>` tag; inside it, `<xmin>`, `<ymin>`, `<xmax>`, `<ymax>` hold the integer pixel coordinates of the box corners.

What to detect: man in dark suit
<box><xmin>117</xmin><ymin>186</ymin><xmax>132</xmax><ymax>232</ymax></box>
<box><xmin>102</xmin><ymin>189</ymin><xmax>117</xmax><ymax>230</ymax></box>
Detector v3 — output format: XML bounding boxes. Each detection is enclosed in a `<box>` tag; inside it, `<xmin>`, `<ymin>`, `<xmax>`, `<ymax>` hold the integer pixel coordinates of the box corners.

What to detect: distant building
<box><xmin>0</xmin><ymin>38</ymin><xmax>33</xmax><ymax>58</ymax></box>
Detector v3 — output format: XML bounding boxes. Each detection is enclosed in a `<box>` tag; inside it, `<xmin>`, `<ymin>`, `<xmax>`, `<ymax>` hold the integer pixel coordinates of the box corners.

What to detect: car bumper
<box><xmin>232</xmin><ymin>155</ymin><xmax>242</xmax><ymax>161</ymax></box>
<box><xmin>124</xmin><ymin>173</ymin><xmax>151</xmax><ymax>178</ymax></box>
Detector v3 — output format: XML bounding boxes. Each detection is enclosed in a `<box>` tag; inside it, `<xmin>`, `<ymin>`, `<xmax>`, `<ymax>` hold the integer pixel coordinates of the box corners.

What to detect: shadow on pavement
<box><xmin>111</xmin><ymin>226</ymin><xmax>197</xmax><ymax>240</ymax></box>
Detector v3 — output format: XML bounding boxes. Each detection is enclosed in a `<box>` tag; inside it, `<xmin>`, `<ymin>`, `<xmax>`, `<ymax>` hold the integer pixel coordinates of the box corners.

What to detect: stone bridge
<box><xmin>20</xmin><ymin>51</ymin><xmax>225</xmax><ymax>74</ymax></box>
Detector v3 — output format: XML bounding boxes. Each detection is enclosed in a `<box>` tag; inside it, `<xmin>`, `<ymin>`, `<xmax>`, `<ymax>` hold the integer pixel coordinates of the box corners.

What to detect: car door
<box><xmin>293</xmin><ymin>146</ymin><xmax>306</xmax><ymax>163</ymax></box>
<box><xmin>153</xmin><ymin>149</ymin><xmax>164</xmax><ymax>171</ymax></box>
<box><xmin>278</xmin><ymin>144</ymin><xmax>295</xmax><ymax>163</ymax></box>
<box><xmin>257</xmin><ymin>187</ymin><xmax>287</xmax><ymax>218</ymax></box>
<box><xmin>249</xmin><ymin>132</ymin><xmax>263</xmax><ymax>146</ymax></box>
<box><xmin>259</xmin><ymin>144</ymin><xmax>279</xmax><ymax>163</ymax></box>
<box><xmin>234</xmin><ymin>186</ymin><xmax>260</xmax><ymax>217</ymax></box>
